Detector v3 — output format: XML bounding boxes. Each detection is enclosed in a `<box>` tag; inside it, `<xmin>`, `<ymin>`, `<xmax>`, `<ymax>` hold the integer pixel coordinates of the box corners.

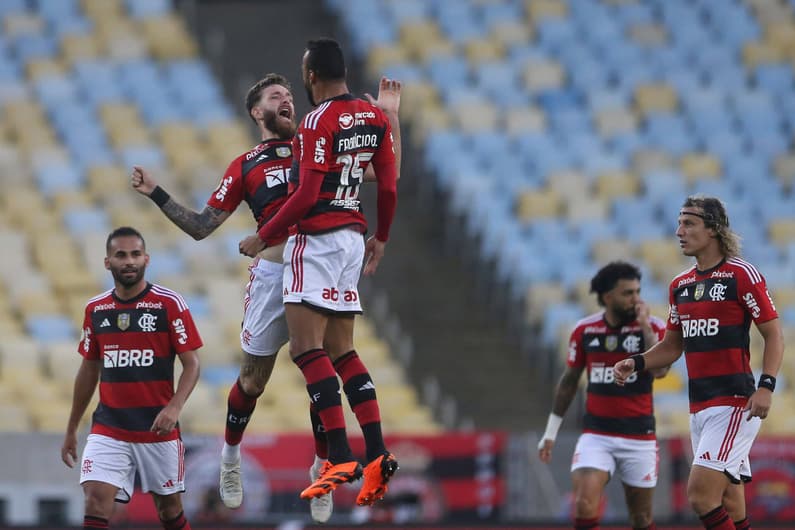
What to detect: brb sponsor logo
<box><xmin>681</xmin><ymin>318</ymin><xmax>719</xmax><ymax>337</ymax></box>
<box><xmin>104</xmin><ymin>348</ymin><xmax>154</xmax><ymax>368</ymax></box>
<box><xmin>590</xmin><ymin>363</ymin><xmax>637</xmax><ymax>384</ymax></box>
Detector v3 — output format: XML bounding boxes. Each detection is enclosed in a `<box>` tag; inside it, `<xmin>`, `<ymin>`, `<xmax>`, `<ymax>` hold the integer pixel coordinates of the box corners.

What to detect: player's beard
<box><xmin>263</xmin><ymin>109</ymin><xmax>296</xmax><ymax>139</ymax></box>
<box><xmin>111</xmin><ymin>265</ymin><xmax>146</xmax><ymax>288</ymax></box>
<box><xmin>615</xmin><ymin>305</ymin><xmax>637</xmax><ymax>325</ymax></box>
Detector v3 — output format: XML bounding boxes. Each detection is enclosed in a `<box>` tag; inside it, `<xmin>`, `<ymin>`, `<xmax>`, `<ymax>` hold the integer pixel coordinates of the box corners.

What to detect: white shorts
<box><xmin>282</xmin><ymin>230</ymin><xmax>364</xmax><ymax>314</ymax></box>
<box><xmin>240</xmin><ymin>258</ymin><xmax>289</xmax><ymax>356</ymax></box>
<box><xmin>690</xmin><ymin>405</ymin><xmax>760</xmax><ymax>483</ymax></box>
<box><xmin>571</xmin><ymin>432</ymin><xmax>658</xmax><ymax>488</ymax></box>
<box><xmin>80</xmin><ymin>434</ymin><xmax>185</xmax><ymax>502</ymax></box>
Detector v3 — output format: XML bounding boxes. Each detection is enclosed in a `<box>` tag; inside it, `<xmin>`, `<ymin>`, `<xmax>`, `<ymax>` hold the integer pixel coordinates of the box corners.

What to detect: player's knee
<box><xmin>628</xmin><ymin>510</ymin><xmax>652</xmax><ymax>528</ymax></box>
<box><xmin>239</xmin><ymin>373</ymin><xmax>267</xmax><ymax>396</ymax></box>
<box><xmin>83</xmin><ymin>491</ymin><xmax>112</xmax><ymax>519</ymax></box>
<box><xmin>573</xmin><ymin>494</ymin><xmax>600</xmax><ymax>517</ymax></box>
<box><xmin>154</xmin><ymin>494</ymin><xmax>183</xmax><ymax>521</ymax></box>
<box><xmin>686</xmin><ymin>485</ymin><xmax>718</xmax><ymax>515</ymax></box>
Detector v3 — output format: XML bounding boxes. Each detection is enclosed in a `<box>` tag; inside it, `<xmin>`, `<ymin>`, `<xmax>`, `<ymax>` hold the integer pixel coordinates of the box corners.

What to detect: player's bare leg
<box><xmin>82</xmin><ymin>481</ymin><xmax>117</xmax><ymax>529</ymax></box>
<box><xmin>571</xmin><ymin>468</ymin><xmax>609</xmax><ymax>529</ymax></box>
<box><xmin>723</xmin><ymin>482</ymin><xmax>750</xmax><ymax>530</ymax></box>
<box><xmin>152</xmin><ymin>492</ymin><xmax>192</xmax><ymax>530</ymax></box>
<box><xmin>688</xmin><ymin>465</ymin><xmax>734</xmax><ymax>530</ymax></box>
<box><xmin>623</xmin><ymin>484</ymin><xmax>655</xmax><ymax>529</ymax></box>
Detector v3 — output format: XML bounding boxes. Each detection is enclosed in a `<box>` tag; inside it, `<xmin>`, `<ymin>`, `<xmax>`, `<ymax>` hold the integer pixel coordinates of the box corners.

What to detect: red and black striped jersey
<box><xmin>290</xmin><ymin>93</ymin><xmax>396</xmax><ymax>235</ymax></box>
<box><xmin>78</xmin><ymin>283</ymin><xmax>203</xmax><ymax>443</ymax></box>
<box><xmin>568</xmin><ymin>312</ymin><xmax>666</xmax><ymax>439</ymax></box>
<box><xmin>667</xmin><ymin>258</ymin><xmax>778</xmax><ymax>413</ymax></box>
<box><xmin>207</xmin><ymin>138</ymin><xmax>294</xmax><ymax>244</ymax></box>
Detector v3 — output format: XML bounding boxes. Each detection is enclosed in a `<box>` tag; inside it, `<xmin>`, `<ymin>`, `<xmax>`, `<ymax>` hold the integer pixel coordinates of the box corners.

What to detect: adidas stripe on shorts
<box><xmin>690</xmin><ymin>405</ymin><xmax>760</xmax><ymax>483</ymax></box>
<box><xmin>571</xmin><ymin>432</ymin><xmax>659</xmax><ymax>488</ymax></box>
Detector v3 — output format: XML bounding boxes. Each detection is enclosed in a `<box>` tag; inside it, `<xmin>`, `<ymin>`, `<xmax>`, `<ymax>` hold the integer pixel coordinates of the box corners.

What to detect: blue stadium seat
<box><xmin>145</xmin><ymin>253</ymin><xmax>187</xmax><ymax>282</ymax></box>
<box><xmin>13</xmin><ymin>34</ymin><xmax>58</xmax><ymax>64</ymax></box>
<box><xmin>120</xmin><ymin>145</ymin><xmax>166</xmax><ymax>168</ymax></box>
<box><xmin>35</xmin><ymin>163</ymin><xmax>85</xmax><ymax>197</ymax></box>
<box><xmin>63</xmin><ymin>208</ymin><xmax>111</xmax><ymax>237</ymax></box>
<box><xmin>32</xmin><ymin>0</ymin><xmax>80</xmax><ymax>22</ymax></box>
<box><xmin>125</xmin><ymin>0</ymin><xmax>172</xmax><ymax>19</ymax></box>
<box><xmin>0</xmin><ymin>0</ymin><xmax>26</xmax><ymax>17</ymax></box>
<box><xmin>26</xmin><ymin>315</ymin><xmax>76</xmax><ymax>343</ymax></box>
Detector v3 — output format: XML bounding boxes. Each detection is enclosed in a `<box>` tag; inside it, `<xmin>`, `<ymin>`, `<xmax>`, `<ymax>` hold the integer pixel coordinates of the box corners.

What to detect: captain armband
<box><xmin>758</xmin><ymin>373</ymin><xmax>776</xmax><ymax>392</ymax></box>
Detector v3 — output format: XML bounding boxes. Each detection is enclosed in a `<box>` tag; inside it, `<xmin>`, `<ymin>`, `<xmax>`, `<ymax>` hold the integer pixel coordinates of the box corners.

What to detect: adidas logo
<box><xmin>358</xmin><ymin>381</ymin><xmax>376</xmax><ymax>391</ymax></box>
<box><xmin>699</xmin><ymin>451</ymin><xmax>711</xmax><ymax>461</ymax></box>
<box><xmin>682</xmin><ymin>288</ymin><xmax>689</xmax><ymax>297</ymax></box>
<box><xmin>162</xmin><ymin>479</ymin><xmax>175</xmax><ymax>488</ymax></box>
<box><xmin>588</xmin><ymin>338</ymin><xmax>600</xmax><ymax>347</ymax></box>
<box><xmin>643</xmin><ymin>473</ymin><xmax>653</xmax><ymax>481</ymax></box>
<box><xmin>100</xmin><ymin>318</ymin><xmax>111</xmax><ymax>328</ymax></box>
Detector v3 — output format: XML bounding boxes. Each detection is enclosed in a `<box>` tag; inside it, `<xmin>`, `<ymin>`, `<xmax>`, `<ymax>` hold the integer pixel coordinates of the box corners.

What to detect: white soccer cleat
<box><xmin>220</xmin><ymin>460</ymin><xmax>243</xmax><ymax>509</ymax></box>
<box><xmin>309</xmin><ymin>459</ymin><xmax>334</xmax><ymax>523</ymax></box>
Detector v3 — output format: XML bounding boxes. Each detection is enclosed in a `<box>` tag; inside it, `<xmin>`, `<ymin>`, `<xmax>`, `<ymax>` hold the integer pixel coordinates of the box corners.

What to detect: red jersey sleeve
<box><xmin>167</xmin><ymin>302</ymin><xmax>203</xmax><ymax>354</ymax></box>
<box><xmin>650</xmin><ymin>315</ymin><xmax>667</xmax><ymax>341</ymax></box>
<box><xmin>737</xmin><ymin>266</ymin><xmax>778</xmax><ymax>324</ymax></box>
<box><xmin>566</xmin><ymin>325</ymin><xmax>585</xmax><ymax>368</ymax></box>
<box><xmin>206</xmin><ymin>158</ymin><xmax>244</xmax><ymax>212</ymax></box>
<box><xmin>369</xmin><ymin>113</ymin><xmax>398</xmax><ymax>242</ymax></box>
<box><xmin>78</xmin><ymin>304</ymin><xmax>99</xmax><ymax>360</ymax></box>
<box><xmin>297</xmin><ymin>120</ymin><xmax>331</xmax><ymax>174</ymax></box>
<box><xmin>666</xmin><ymin>282</ymin><xmax>680</xmax><ymax>331</ymax></box>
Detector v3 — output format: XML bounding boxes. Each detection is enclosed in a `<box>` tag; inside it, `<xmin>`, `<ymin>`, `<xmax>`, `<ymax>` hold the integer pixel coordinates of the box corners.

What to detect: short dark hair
<box><xmin>106</xmin><ymin>226</ymin><xmax>145</xmax><ymax>254</ymax></box>
<box><xmin>590</xmin><ymin>261</ymin><xmax>641</xmax><ymax>307</ymax></box>
<box><xmin>305</xmin><ymin>38</ymin><xmax>346</xmax><ymax>81</ymax></box>
<box><xmin>245</xmin><ymin>73</ymin><xmax>291</xmax><ymax>123</ymax></box>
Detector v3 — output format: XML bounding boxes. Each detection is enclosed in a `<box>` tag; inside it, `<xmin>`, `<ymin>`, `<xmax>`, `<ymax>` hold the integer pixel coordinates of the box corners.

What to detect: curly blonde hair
<box><xmin>682</xmin><ymin>195</ymin><xmax>741</xmax><ymax>258</ymax></box>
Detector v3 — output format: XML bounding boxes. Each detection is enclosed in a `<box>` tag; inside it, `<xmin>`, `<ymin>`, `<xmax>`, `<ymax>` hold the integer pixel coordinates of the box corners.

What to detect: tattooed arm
<box><xmin>131</xmin><ymin>165</ymin><xmax>232</xmax><ymax>240</ymax></box>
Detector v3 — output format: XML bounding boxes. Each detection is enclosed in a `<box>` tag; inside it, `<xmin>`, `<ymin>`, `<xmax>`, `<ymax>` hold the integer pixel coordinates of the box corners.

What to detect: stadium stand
<box><xmin>324</xmin><ymin>0</ymin><xmax>795</xmax><ymax>435</ymax></box>
<box><xmin>0</xmin><ymin>0</ymin><xmax>438</xmax><ymax>435</ymax></box>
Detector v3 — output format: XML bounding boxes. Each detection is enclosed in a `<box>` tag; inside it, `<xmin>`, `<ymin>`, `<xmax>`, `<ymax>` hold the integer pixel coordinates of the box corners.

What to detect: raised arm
<box><xmin>131</xmin><ymin>165</ymin><xmax>231</xmax><ymax>240</ymax></box>
<box><xmin>364</xmin><ymin>77</ymin><xmax>401</xmax><ymax>182</ymax></box>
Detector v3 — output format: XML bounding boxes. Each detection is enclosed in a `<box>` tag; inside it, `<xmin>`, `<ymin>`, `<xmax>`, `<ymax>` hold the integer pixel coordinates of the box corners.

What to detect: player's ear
<box><xmin>104</xmin><ymin>256</ymin><xmax>111</xmax><ymax>270</ymax></box>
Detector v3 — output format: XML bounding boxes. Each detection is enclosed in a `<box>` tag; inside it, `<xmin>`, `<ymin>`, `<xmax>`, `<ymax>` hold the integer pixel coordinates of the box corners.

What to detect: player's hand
<box><xmin>364</xmin><ymin>77</ymin><xmax>401</xmax><ymax>116</ymax></box>
<box><xmin>612</xmin><ymin>358</ymin><xmax>636</xmax><ymax>386</ymax></box>
<box><xmin>151</xmin><ymin>405</ymin><xmax>179</xmax><ymax>437</ymax></box>
<box><xmin>130</xmin><ymin>165</ymin><xmax>157</xmax><ymax>195</ymax></box>
<box><xmin>537</xmin><ymin>438</ymin><xmax>554</xmax><ymax>463</ymax></box>
<box><xmin>744</xmin><ymin>388</ymin><xmax>772</xmax><ymax>421</ymax></box>
<box><xmin>363</xmin><ymin>236</ymin><xmax>385</xmax><ymax>276</ymax></box>
<box><xmin>635</xmin><ymin>300</ymin><xmax>650</xmax><ymax>328</ymax></box>
<box><xmin>61</xmin><ymin>431</ymin><xmax>78</xmax><ymax>467</ymax></box>
<box><xmin>239</xmin><ymin>234</ymin><xmax>267</xmax><ymax>257</ymax></box>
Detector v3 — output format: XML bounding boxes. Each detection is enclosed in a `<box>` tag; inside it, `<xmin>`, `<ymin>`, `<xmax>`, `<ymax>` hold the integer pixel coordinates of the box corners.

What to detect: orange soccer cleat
<box><xmin>356</xmin><ymin>452</ymin><xmax>399</xmax><ymax>506</ymax></box>
<box><xmin>299</xmin><ymin>460</ymin><xmax>362</xmax><ymax>500</ymax></box>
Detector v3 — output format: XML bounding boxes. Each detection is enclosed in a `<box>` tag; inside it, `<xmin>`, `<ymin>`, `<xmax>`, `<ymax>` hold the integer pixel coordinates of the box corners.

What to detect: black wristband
<box><xmin>758</xmin><ymin>373</ymin><xmax>776</xmax><ymax>392</ymax></box>
<box><xmin>630</xmin><ymin>354</ymin><xmax>646</xmax><ymax>372</ymax></box>
<box><xmin>149</xmin><ymin>186</ymin><xmax>171</xmax><ymax>207</ymax></box>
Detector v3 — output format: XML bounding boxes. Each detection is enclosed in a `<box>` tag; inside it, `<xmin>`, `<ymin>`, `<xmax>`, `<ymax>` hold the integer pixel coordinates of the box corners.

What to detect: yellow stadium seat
<box><xmin>565</xmin><ymin>195</ymin><xmax>609</xmax><ymax>223</ymax></box>
<box><xmin>548</xmin><ymin>170</ymin><xmax>589</xmax><ymax>195</ymax></box>
<box><xmin>526</xmin><ymin>282</ymin><xmax>567</xmax><ymax>325</ymax></box>
<box><xmin>654</xmin><ymin>367</ymin><xmax>684</xmax><ymax>393</ymax></box>
<box><xmin>490</xmin><ymin>20</ymin><xmax>534</xmax><ymax>48</ymax></box>
<box><xmin>772</xmin><ymin>151</ymin><xmax>795</xmax><ymax>191</ymax></box>
<box><xmin>26</xmin><ymin>58</ymin><xmax>67</xmax><ymax>80</ymax></box>
<box><xmin>3</xmin><ymin>13</ymin><xmax>44</xmax><ymax>37</ymax></box>
<box><xmin>628</xmin><ymin>23</ymin><xmax>668</xmax><ymax>46</ymax></box>
<box><xmin>634</xmin><ymin>84</ymin><xmax>678</xmax><ymax>116</ymax></box>
<box><xmin>464</xmin><ymin>37</ymin><xmax>505</xmax><ymax>64</ymax></box>
<box><xmin>749</xmin><ymin>0</ymin><xmax>794</xmax><ymax>27</ymax></box>
<box><xmin>61</xmin><ymin>33</ymin><xmax>100</xmax><ymax>64</ymax></box>
<box><xmin>505</xmin><ymin>106</ymin><xmax>546</xmax><ymax>135</ymax></box>
<box><xmin>86</xmin><ymin>165</ymin><xmax>130</xmax><ymax>200</ymax></box>
<box><xmin>771</xmin><ymin>286</ymin><xmax>795</xmax><ymax>309</ymax></box>
<box><xmin>523</xmin><ymin>59</ymin><xmax>565</xmax><ymax>93</ymax></box>
<box><xmin>768</xmin><ymin>218</ymin><xmax>795</xmax><ymax>247</ymax></box>
<box><xmin>594</xmin><ymin>108</ymin><xmax>639</xmax><ymax>137</ymax></box>
<box><xmin>399</xmin><ymin>81</ymin><xmax>439</xmax><ymax>124</ymax></box>
<box><xmin>82</xmin><ymin>0</ymin><xmax>124</xmax><ymax>19</ymax></box>
<box><xmin>452</xmin><ymin>101</ymin><xmax>499</xmax><ymax>132</ymax></box>
<box><xmin>765</xmin><ymin>22</ymin><xmax>795</xmax><ymax>51</ymax></box>
<box><xmin>591</xmin><ymin>238</ymin><xmax>636</xmax><ymax>265</ymax></box>
<box><xmin>742</xmin><ymin>41</ymin><xmax>784</xmax><ymax>68</ymax></box>
<box><xmin>141</xmin><ymin>16</ymin><xmax>198</xmax><ymax>60</ymax></box>
<box><xmin>634</xmin><ymin>148</ymin><xmax>675</xmax><ymax>175</ymax></box>
<box><xmin>525</xmin><ymin>0</ymin><xmax>569</xmax><ymax>21</ymax></box>
<box><xmin>409</xmin><ymin>105</ymin><xmax>451</xmax><ymax>147</ymax></box>
<box><xmin>516</xmin><ymin>187</ymin><xmax>562</xmax><ymax>220</ymax></box>
<box><xmin>595</xmin><ymin>171</ymin><xmax>640</xmax><ymax>200</ymax></box>
<box><xmin>366</xmin><ymin>44</ymin><xmax>410</xmax><ymax>79</ymax></box>
<box><xmin>639</xmin><ymin>239</ymin><xmax>689</xmax><ymax>283</ymax></box>
<box><xmin>680</xmin><ymin>153</ymin><xmax>721</xmax><ymax>184</ymax></box>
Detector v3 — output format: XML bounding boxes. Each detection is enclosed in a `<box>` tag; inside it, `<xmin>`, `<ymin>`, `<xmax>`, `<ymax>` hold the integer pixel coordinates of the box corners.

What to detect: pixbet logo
<box><xmin>104</xmin><ymin>349</ymin><xmax>154</xmax><ymax>368</ymax></box>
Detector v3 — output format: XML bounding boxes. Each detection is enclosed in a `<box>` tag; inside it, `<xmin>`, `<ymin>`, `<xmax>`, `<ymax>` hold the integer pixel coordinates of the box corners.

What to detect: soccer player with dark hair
<box><xmin>61</xmin><ymin>227</ymin><xmax>202</xmax><ymax>530</ymax></box>
<box><xmin>239</xmin><ymin>38</ymin><xmax>399</xmax><ymax>506</ymax></box>
<box><xmin>614</xmin><ymin>196</ymin><xmax>784</xmax><ymax>530</ymax></box>
<box><xmin>539</xmin><ymin>261</ymin><xmax>669</xmax><ymax>530</ymax></box>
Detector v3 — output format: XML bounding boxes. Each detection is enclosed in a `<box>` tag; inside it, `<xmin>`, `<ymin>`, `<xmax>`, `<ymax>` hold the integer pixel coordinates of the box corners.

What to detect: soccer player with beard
<box><xmin>61</xmin><ymin>227</ymin><xmax>202</xmax><ymax>530</ymax></box>
<box><xmin>132</xmin><ymin>72</ymin><xmax>401</xmax><ymax>520</ymax></box>
<box><xmin>538</xmin><ymin>262</ymin><xmax>669</xmax><ymax>530</ymax></box>
<box><xmin>614</xmin><ymin>196</ymin><xmax>784</xmax><ymax>530</ymax></box>
<box><xmin>239</xmin><ymin>38</ymin><xmax>399</xmax><ymax>507</ymax></box>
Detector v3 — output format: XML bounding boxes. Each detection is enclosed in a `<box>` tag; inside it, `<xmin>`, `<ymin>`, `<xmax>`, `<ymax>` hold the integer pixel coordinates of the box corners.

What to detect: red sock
<box><xmin>161</xmin><ymin>511</ymin><xmax>190</xmax><ymax>530</ymax></box>
<box><xmin>84</xmin><ymin>515</ymin><xmax>108</xmax><ymax>529</ymax></box>
<box><xmin>294</xmin><ymin>349</ymin><xmax>351</xmax><ymax>463</ymax></box>
<box><xmin>700</xmin><ymin>506</ymin><xmax>735</xmax><ymax>530</ymax></box>
<box><xmin>734</xmin><ymin>517</ymin><xmax>750</xmax><ymax>530</ymax></box>
<box><xmin>574</xmin><ymin>517</ymin><xmax>600</xmax><ymax>530</ymax></box>
<box><xmin>634</xmin><ymin>524</ymin><xmax>657</xmax><ymax>530</ymax></box>
<box><xmin>335</xmin><ymin>351</ymin><xmax>386</xmax><ymax>462</ymax></box>
<box><xmin>224</xmin><ymin>379</ymin><xmax>259</xmax><ymax>446</ymax></box>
